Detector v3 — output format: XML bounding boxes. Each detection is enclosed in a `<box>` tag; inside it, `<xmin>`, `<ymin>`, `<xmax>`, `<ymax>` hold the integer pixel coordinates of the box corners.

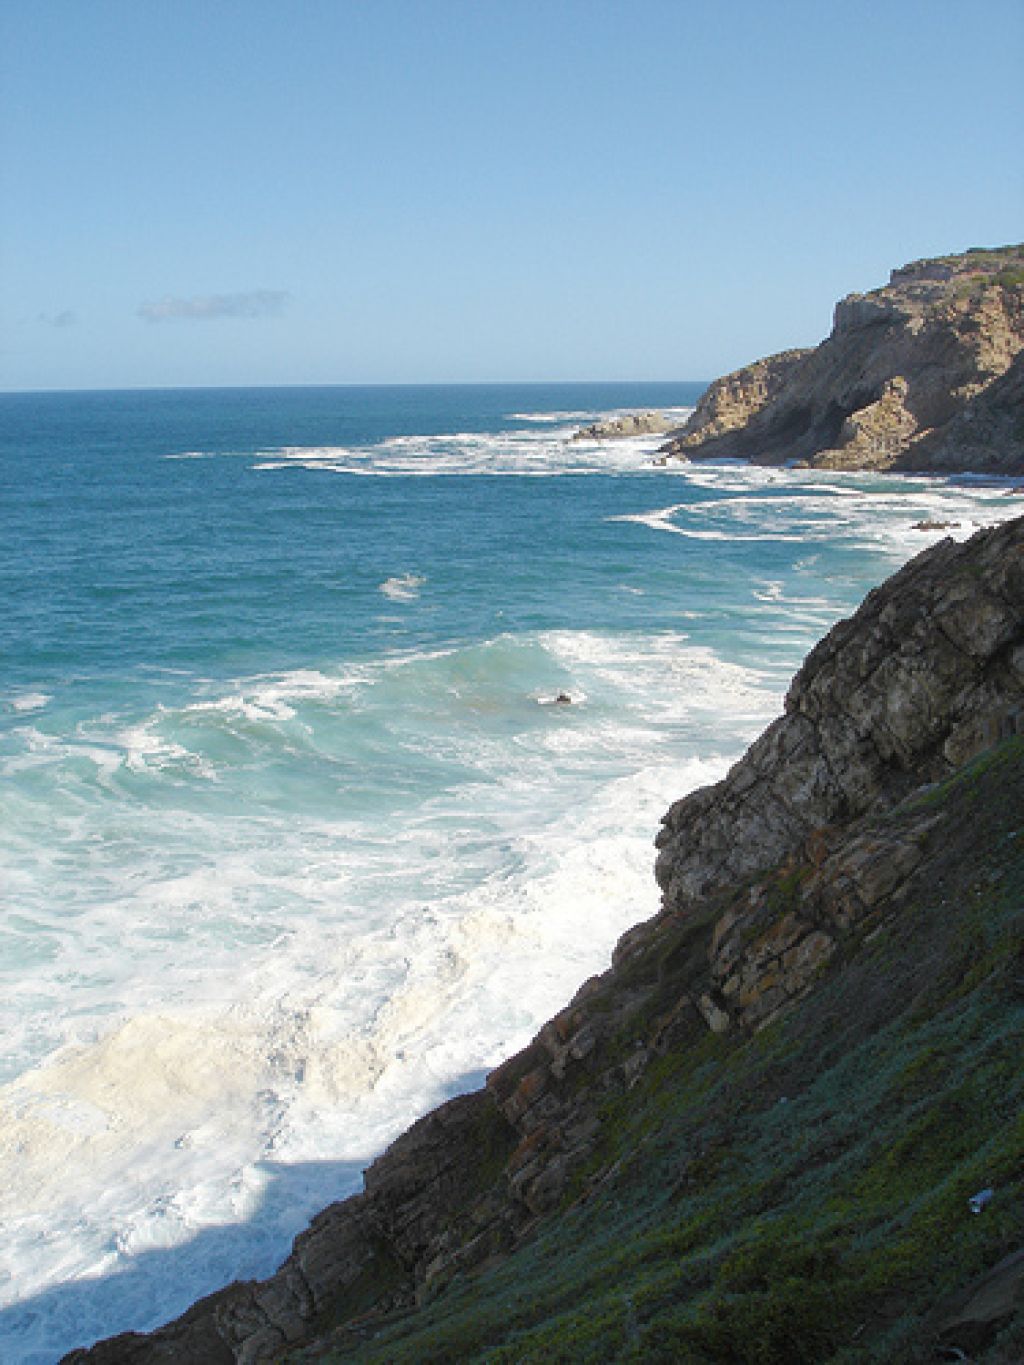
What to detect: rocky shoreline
<box><xmin>69</xmin><ymin>516</ymin><xmax>1024</xmax><ymax>1363</ymax></box>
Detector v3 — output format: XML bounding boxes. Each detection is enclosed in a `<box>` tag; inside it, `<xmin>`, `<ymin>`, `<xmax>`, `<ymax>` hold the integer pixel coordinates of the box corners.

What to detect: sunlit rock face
<box><xmin>661</xmin><ymin>246</ymin><xmax>1024</xmax><ymax>474</ymax></box>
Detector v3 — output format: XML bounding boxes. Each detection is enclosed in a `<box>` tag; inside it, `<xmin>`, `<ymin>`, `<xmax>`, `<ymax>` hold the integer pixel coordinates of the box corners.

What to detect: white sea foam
<box><xmin>609</xmin><ymin>508</ymin><xmax>806</xmax><ymax>543</ymax></box>
<box><xmin>0</xmin><ymin>621</ymin><xmax>785</xmax><ymax>1361</ymax></box>
<box><xmin>379</xmin><ymin>573</ymin><xmax>426</xmax><ymax>602</ymax></box>
<box><xmin>4</xmin><ymin>443</ymin><xmax>1020</xmax><ymax>1362</ymax></box>
<box><xmin>116</xmin><ymin>723</ymin><xmax>217</xmax><ymax>779</ymax></box>
<box><xmin>6</xmin><ymin>693</ymin><xmax>51</xmax><ymax>714</ymax></box>
<box><xmin>607</xmin><ymin>503</ymin><xmax>686</xmax><ymax>534</ymax></box>
<box><xmin>608</xmin><ymin>464</ymin><xmax>1022</xmax><ymax>556</ymax></box>
<box><xmin>505</xmin><ymin>409</ymin><xmax>599</xmax><ymax>422</ymax></box>
<box><xmin>754</xmin><ymin>581</ymin><xmax>783</xmax><ymax>602</ymax></box>
<box><xmin>249</xmin><ymin>408</ymin><xmax>690</xmax><ymax>479</ymax></box>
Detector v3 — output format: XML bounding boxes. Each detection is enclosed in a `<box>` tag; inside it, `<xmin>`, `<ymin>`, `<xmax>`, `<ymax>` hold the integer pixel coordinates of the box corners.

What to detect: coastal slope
<box><xmin>662</xmin><ymin>245</ymin><xmax>1024</xmax><ymax>473</ymax></box>
<box><xmin>70</xmin><ymin>518</ymin><xmax>1024</xmax><ymax>1363</ymax></box>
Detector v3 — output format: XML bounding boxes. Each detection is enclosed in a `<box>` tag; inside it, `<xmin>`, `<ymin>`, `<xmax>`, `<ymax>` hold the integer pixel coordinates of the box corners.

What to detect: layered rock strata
<box><xmin>67</xmin><ymin>517</ymin><xmax>1024</xmax><ymax>1364</ymax></box>
<box><xmin>656</xmin><ymin>516</ymin><xmax>1024</xmax><ymax>910</ymax></box>
<box><xmin>661</xmin><ymin>246</ymin><xmax>1024</xmax><ymax>473</ymax></box>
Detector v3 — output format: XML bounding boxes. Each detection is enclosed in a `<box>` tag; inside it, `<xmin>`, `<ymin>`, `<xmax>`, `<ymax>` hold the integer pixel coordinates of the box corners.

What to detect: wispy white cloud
<box><xmin>37</xmin><ymin>310</ymin><xmax>77</xmax><ymax>328</ymax></box>
<box><xmin>138</xmin><ymin>290</ymin><xmax>289</xmax><ymax>322</ymax></box>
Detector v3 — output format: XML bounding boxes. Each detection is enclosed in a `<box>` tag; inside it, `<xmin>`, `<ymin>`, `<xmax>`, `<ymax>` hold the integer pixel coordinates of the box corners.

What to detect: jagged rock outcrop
<box><xmin>666</xmin><ymin>348</ymin><xmax>809</xmax><ymax>453</ymax></box>
<box><xmin>571</xmin><ymin>410</ymin><xmax>671</xmax><ymax>440</ymax></box>
<box><xmin>661</xmin><ymin>245</ymin><xmax>1024</xmax><ymax>473</ymax></box>
<box><xmin>656</xmin><ymin>517</ymin><xmax>1024</xmax><ymax>911</ymax></box>
<box><xmin>67</xmin><ymin>518</ymin><xmax>1024</xmax><ymax>1364</ymax></box>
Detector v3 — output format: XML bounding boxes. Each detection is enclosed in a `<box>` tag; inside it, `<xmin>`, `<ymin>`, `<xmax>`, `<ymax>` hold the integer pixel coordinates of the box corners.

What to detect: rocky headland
<box><xmin>662</xmin><ymin>245</ymin><xmax>1024</xmax><ymax>474</ymax></box>
<box><xmin>69</xmin><ymin>517</ymin><xmax>1024</xmax><ymax>1362</ymax></box>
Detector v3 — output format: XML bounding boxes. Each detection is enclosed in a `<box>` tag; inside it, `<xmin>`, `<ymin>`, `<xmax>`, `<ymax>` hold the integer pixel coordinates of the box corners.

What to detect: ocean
<box><xmin>1</xmin><ymin>382</ymin><xmax>1019</xmax><ymax>1362</ymax></box>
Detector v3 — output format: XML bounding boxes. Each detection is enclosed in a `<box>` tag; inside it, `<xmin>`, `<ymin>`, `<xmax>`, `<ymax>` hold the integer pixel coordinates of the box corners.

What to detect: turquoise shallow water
<box><xmin>1</xmin><ymin>383</ymin><xmax>1020</xmax><ymax>1361</ymax></box>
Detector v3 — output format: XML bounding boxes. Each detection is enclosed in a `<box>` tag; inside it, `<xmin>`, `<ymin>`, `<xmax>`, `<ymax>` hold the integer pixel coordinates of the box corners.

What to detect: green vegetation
<box><xmin>962</xmin><ymin>245</ymin><xmax>1024</xmax><ymax>263</ymax></box>
<box><xmin>301</xmin><ymin>742</ymin><xmax>1024</xmax><ymax>1362</ymax></box>
<box><xmin>955</xmin><ymin>266</ymin><xmax>1024</xmax><ymax>300</ymax></box>
<box><xmin>916</xmin><ymin>245</ymin><xmax>1024</xmax><ymax>300</ymax></box>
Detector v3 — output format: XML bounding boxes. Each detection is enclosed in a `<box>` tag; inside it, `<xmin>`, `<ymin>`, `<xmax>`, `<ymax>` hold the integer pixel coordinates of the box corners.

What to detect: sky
<box><xmin>1</xmin><ymin>0</ymin><xmax>1022</xmax><ymax>392</ymax></box>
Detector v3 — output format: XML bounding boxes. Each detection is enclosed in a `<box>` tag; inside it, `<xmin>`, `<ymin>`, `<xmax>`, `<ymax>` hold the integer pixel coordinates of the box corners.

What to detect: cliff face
<box><xmin>68</xmin><ymin>518</ymin><xmax>1024</xmax><ymax>1365</ymax></box>
<box><xmin>656</xmin><ymin>517</ymin><xmax>1024</xmax><ymax>913</ymax></box>
<box><xmin>662</xmin><ymin>246</ymin><xmax>1024</xmax><ymax>473</ymax></box>
<box><xmin>667</xmin><ymin>347</ymin><xmax>810</xmax><ymax>453</ymax></box>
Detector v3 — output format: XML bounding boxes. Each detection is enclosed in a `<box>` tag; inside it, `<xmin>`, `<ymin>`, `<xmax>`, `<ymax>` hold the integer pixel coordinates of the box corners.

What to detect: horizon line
<box><xmin>0</xmin><ymin>377</ymin><xmax>709</xmax><ymax>399</ymax></box>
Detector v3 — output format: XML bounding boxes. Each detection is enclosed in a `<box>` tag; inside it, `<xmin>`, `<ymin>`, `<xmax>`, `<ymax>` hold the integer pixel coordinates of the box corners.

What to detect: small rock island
<box><xmin>571</xmin><ymin>410</ymin><xmax>673</xmax><ymax>440</ymax></box>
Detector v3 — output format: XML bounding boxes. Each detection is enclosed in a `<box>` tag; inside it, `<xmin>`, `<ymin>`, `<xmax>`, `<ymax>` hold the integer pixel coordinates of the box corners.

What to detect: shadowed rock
<box><xmin>572</xmin><ymin>410</ymin><xmax>672</xmax><ymax>440</ymax></box>
<box><xmin>656</xmin><ymin>518</ymin><xmax>1024</xmax><ymax>910</ymax></box>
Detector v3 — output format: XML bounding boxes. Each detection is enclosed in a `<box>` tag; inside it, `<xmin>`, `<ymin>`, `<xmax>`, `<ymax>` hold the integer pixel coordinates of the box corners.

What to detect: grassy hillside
<box><xmin>303</xmin><ymin>739</ymin><xmax>1024</xmax><ymax>1364</ymax></box>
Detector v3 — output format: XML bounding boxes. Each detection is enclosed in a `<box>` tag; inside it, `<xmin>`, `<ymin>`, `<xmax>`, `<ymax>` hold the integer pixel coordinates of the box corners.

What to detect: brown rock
<box><xmin>656</xmin><ymin>518</ymin><xmax>1024</xmax><ymax>910</ymax></box>
<box><xmin>663</xmin><ymin>349</ymin><xmax>810</xmax><ymax>453</ymax></box>
<box><xmin>660</xmin><ymin>246</ymin><xmax>1024</xmax><ymax>474</ymax></box>
<box><xmin>572</xmin><ymin>411</ymin><xmax>672</xmax><ymax>441</ymax></box>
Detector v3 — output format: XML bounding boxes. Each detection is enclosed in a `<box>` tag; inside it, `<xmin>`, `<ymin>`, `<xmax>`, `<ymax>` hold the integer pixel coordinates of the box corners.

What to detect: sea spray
<box><xmin>1</xmin><ymin>382</ymin><xmax>1021</xmax><ymax>1362</ymax></box>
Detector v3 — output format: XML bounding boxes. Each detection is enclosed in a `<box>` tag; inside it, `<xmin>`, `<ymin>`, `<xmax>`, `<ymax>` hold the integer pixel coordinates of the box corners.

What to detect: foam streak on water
<box><xmin>0</xmin><ymin>383</ymin><xmax>1021</xmax><ymax>1362</ymax></box>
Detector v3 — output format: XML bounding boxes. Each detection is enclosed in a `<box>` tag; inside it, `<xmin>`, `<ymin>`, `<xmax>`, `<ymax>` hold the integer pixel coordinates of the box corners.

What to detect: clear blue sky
<box><xmin>2</xmin><ymin>0</ymin><xmax>1021</xmax><ymax>391</ymax></box>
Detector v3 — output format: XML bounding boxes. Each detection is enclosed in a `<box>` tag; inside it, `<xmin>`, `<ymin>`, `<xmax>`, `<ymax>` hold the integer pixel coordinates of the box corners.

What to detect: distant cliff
<box><xmin>663</xmin><ymin>245</ymin><xmax>1024</xmax><ymax>474</ymax></box>
<box><xmin>69</xmin><ymin>519</ymin><xmax>1024</xmax><ymax>1363</ymax></box>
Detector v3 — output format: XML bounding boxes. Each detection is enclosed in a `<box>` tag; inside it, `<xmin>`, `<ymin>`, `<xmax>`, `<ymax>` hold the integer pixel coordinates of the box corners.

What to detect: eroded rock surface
<box><xmin>666</xmin><ymin>348</ymin><xmax>809</xmax><ymax>454</ymax></box>
<box><xmin>656</xmin><ymin>518</ymin><xmax>1024</xmax><ymax>910</ymax></box>
<box><xmin>661</xmin><ymin>246</ymin><xmax>1024</xmax><ymax>473</ymax></box>
<box><xmin>572</xmin><ymin>410</ymin><xmax>672</xmax><ymax>440</ymax></box>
